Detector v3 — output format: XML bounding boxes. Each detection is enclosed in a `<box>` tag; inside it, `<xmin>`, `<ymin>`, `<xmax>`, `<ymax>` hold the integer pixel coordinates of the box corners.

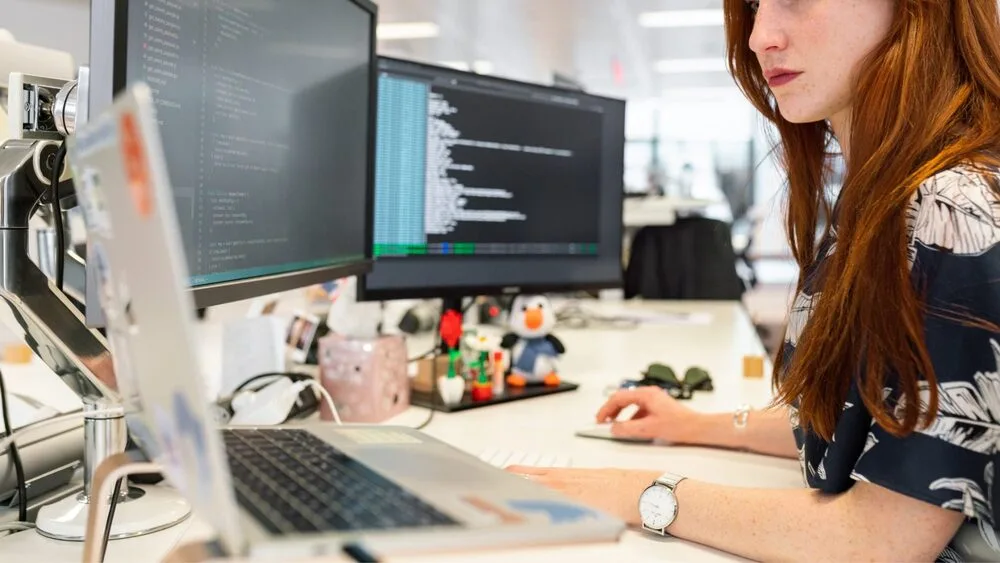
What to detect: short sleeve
<box><xmin>852</xmin><ymin>167</ymin><xmax>1000</xmax><ymax>532</ymax></box>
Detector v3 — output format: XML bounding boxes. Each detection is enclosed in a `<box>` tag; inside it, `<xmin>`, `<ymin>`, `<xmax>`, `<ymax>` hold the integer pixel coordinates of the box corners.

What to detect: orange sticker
<box><xmin>461</xmin><ymin>496</ymin><xmax>526</xmax><ymax>524</ymax></box>
<box><xmin>119</xmin><ymin>113</ymin><xmax>153</xmax><ymax>218</ymax></box>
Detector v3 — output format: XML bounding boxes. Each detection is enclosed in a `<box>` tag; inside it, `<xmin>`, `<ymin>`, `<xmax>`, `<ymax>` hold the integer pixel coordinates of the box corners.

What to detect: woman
<box><xmin>508</xmin><ymin>0</ymin><xmax>1000</xmax><ymax>560</ymax></box>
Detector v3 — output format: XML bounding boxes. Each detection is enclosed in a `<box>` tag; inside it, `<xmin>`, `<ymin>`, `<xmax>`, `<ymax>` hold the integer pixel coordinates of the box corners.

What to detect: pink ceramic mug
<box><xmin>317</xmin><ymin>334</ymin><xmax>410</xmax><ymax>423</ymax></box>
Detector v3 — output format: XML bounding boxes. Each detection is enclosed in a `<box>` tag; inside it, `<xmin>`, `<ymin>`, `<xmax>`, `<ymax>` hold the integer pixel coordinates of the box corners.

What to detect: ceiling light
<box><xmin>440</xmin><ymin>60</ymin><xmax>471</xmax><ymax>71</ymax></box>
<box><xmin>654</xmin><ymin>58</ymin><xmax>728</xmax><ymax>73</ymax></box>
<box><xmin>472</xmin><ymin>60</ymin><xmax>494</xmax><ymax>75</ymax></box>
<box><xmin>639</xmin><ymin>9</ymin><xmax>724</xmax><ymax>28</ymax></box>
<box><xmin>377</xmin><ymin>22</ymin><xmax>440</xmax><ymax>41</ymax></box>
<box><xmin>439</xmin><ymin>60</ymin><xmax>494</xmax><ymax>74</ymax></box>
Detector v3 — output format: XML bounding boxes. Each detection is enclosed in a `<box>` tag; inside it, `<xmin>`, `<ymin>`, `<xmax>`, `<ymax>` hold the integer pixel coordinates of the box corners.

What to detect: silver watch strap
<box><xmin>655</xmin><ymin>472</ymin><xmax>686</xmax><ymax>491</ymax></box>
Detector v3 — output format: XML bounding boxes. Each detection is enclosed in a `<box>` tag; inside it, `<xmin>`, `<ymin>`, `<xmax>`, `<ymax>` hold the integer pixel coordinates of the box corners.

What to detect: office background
<box><xmin>0</xmin><ymin>1</ymin><xmax>854</xmax><ymax>558</ymax></box>
<box><xmin>2</xmin><ymin>0</ymin><xmax>803</xmax><ymax>343</ymax></box>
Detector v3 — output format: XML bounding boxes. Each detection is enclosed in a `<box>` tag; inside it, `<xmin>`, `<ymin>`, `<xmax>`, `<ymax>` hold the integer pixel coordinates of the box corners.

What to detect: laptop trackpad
<box><xmin>360</xmin><ymin>448</ymin><xmax>502</xmax><ymax>487</ymax></box>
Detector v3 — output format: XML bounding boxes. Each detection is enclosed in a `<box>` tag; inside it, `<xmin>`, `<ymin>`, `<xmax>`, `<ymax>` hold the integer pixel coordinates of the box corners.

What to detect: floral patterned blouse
<box><xmin>781</xmin><ymin>165</ymin><xmax>1000</xmax><ymax>561</ymax></box>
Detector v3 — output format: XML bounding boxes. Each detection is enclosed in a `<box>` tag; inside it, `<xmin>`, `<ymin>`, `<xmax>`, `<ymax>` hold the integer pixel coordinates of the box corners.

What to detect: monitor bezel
<box><xmin>90</xmin><ymin>0</ymin><xmax>377</xmax><ymax>313</ymax></box>
<box><xmin>358</xmin><ymin>56</ymin><xmax>626</xmax><ymax>302</ymax></box>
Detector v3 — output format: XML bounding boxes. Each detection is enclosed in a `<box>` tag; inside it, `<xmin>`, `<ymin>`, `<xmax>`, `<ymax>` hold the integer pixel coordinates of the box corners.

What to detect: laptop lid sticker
<box><xmin>119</xmin><ymin>112</ymin><xmax>154</xmax><ymax>219</ymax></box>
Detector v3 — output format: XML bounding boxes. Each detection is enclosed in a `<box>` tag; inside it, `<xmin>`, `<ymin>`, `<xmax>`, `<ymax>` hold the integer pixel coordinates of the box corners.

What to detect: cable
<box><xmin>0</xmin><ymin>521</ymin><xmax>34</xmax><ymax>534</ymax></box>
<box><xmin>413</xmin><ymin>365</ymin><xmax>436</xmax><ymax>431</ymax></box>
<box><xmin>0</xmin><ymin>522</ymin><xmax>34</xmax><ymax>539</ymax></box>
<box><xmin>307</xmin><ymin>381</ymin><xmax>341</xmax><ymax>425</ymax></box>
<box><xmin>232</xmin><ymin>372</ymin><xmax>311</xmax><ymax>394</ymax></box>
<box><xmin>50</xmin><ymin>142</ymin><xmax>68</xmax><ymax>291</ymax></box>
<box><xmin>0</xmin><ymin>368</ymin><xmax>28</xmax><ymax>522</ymax></box>
<box><xmin>554</xmin><ymin>301</ymin><xmax>639</xmax><ymax>331</ymax></box>
<box><xmin>0</xmin><ymin>408</ymin><xmax>88</xmax><ymax>454</ymax></box>
<box><xmin>411</xmin><ymin>329</ymin><xmax>444</xmax><ymax>431</ymax></box>
<box><xmin>407</xmin><ymin>347</ymin><xmax>437</xmax><ymax>363</ymax></box>
<box><xmin>100</xmin><ymin>478</ymin><xmax>124</xmax><ymax>563</ymax></box>
<box><xmin>462</xmin><ymin>299</ymin><xmax>477</xmax><ymax>315</ymax></box>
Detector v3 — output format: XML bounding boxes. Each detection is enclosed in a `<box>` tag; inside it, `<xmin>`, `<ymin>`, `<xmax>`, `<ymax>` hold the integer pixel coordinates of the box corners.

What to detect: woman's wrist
<box><xmin>621</xmin><ymin>470</ymin><xmax>664</xmax><ymax>526</ymax></box>
<box><xmin>682</xmin><ymin>411</ymin><xmax>751</xmax><ymax>451</ymax></box>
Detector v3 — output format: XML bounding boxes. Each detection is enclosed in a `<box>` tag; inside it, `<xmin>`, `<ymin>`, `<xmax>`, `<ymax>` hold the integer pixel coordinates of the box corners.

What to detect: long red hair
<box><xmin>724</xmin><ymin>0</ymin><xmax>1000</xmax><ymax>440</ymax></box>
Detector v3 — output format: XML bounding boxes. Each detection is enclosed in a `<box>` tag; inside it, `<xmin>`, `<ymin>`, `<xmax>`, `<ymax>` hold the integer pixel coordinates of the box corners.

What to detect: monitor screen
<box><xmin>87</xmin><ymin>0</ymin><xmax>376</xmax><ymax>319</ymax></box>
<box><xmin>361</xmin><ymin>57</ymin><xmax>626</xmax><ymax>300</ymax></box>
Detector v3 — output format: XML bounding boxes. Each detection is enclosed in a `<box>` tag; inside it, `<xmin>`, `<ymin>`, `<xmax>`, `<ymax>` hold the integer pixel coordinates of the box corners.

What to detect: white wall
<box><xmin>625</xmin><ymin>91</ymin><xmax>757</xmax><ymax>142</ymax></box>
<box><xmin>2</xmin><ymin>0</ymin><xmax>90</xmax><ymax>65</ymax></box>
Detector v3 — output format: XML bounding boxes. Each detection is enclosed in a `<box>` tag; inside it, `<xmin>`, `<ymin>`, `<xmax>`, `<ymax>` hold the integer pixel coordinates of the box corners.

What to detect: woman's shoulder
<box><xmin>906</xmin><ymin>163</ymin><xmax>1000</xmax><ymax>260</ymax></box>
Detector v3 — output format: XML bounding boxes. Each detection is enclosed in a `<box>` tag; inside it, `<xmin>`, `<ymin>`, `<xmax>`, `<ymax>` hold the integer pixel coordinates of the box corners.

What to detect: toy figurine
<box><xmin>491</xmin><ymin>350</ymin><xmax>506</xmax><ymax>396</ymax></box>
<box><xmin>501</xmin><ymin>295</ymin><xmax>565</xmax><ymax>387</ymax></box>
<box><xmin>463</xmin><ymin>333</ymin><xmax>501</xmax><ymax>401</ymax></box>
<box><xmin>469</xmin><ymin>351</ymin><xmax>493</xmax><ymax>401</ymax></box>
<box><xmin>437</xmin><ymin>309</ymin><xmax>465</xmax><ymax>405</ymax></box>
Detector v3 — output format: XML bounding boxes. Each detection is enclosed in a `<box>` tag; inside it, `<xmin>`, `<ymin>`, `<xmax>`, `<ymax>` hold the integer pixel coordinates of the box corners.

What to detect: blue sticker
<box><xmin>172</xmin><ymin>392</ymin><xmax>213</xmax><ymax>486</ymax></box>
<box><xmin>506</xmin><ymin>500</ymin><xmax>600</xmax><ymax>524</ymax></box>
<box><xmin>150</xmin><ymin>392</ymin><xmax>214</xmax><ymax>499</ymax></box>
<box><xmin>76</xmin><ymin>167</ymin><xmax>114</xmax><ymax>237</ymax></box>
<box><xmin>152</xmin><ymin>404</ymin><xmax>187</xmax><ymax>493</ymax></box>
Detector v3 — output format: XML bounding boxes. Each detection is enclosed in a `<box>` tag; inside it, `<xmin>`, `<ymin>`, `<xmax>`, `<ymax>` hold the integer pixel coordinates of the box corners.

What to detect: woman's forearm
<box><xmin>684</xmin><ymin>407</ymin><xmax>798</xmax><ymax>459</ymax></box>
<box><xmin>661</xmin><ymin>479</ymin><xmax>960</xmax><ymax>562</ymax></box>
<box><xmin>669</xmin><ymin>481</ymin><xmax>840</xmax><ymax>562</ymax></box>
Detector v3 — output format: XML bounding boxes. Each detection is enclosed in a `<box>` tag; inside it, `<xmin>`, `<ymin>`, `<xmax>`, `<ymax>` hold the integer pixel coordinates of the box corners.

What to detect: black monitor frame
<box><xmin>358</xmin><ymin>56</ymin><xmax>626</xmax><ymax>302</ymax></box>
<box><xmin>85</xmin><ymin>0</ymin><xmax>377</xmax><ymax>322</ymax></box>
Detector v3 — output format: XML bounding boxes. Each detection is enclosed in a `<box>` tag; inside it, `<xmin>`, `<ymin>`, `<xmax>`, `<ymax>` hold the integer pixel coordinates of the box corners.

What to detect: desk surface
<box><xmin>0</xmin><ymin>300</ymin><xmax>801</xmax><ymax>562</ymax></box>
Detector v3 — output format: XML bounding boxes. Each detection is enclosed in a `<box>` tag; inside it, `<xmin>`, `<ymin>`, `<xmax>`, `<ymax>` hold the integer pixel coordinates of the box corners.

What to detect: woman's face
<box><xmin>748</xmin><ymin>0</ymin><xmax>895</xmax><ymax>125</ymax></box>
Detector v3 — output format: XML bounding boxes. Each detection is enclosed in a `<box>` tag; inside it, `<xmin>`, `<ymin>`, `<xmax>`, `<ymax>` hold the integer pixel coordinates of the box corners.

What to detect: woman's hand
<box><xmin>596</xmin><ymin>386</ymin><xmax>704</xmax><ymax>444</ymax></box>
<box><xmin>505</xmin><ymin>466</ymin><xmax>662</xmax><ymax>526</ymax></box>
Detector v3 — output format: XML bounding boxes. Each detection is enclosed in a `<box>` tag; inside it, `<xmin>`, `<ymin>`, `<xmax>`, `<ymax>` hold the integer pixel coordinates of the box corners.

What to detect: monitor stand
<box><xmin>408</xmin><ymin>297</ymin><xmax>579</xmax><ymax>413</ymax></box>
<box><xmin>0</xmin><ymin>138</ymin><xmax>190</xmax><ymax>540</ymax></box>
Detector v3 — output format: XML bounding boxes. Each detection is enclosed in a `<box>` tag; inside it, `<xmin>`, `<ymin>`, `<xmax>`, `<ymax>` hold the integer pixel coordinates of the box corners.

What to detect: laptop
<box><xmin>66</xmin><ymin>82</ymin><xmax>625</xmax><ymax>560</ymax></box>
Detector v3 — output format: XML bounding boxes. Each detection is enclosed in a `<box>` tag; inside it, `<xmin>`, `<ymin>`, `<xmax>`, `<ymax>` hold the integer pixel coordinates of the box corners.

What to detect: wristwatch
<box><xmin>638</xmin><ymin>472</ymin><xmax>686</xmax><ymax>535</ymax></box>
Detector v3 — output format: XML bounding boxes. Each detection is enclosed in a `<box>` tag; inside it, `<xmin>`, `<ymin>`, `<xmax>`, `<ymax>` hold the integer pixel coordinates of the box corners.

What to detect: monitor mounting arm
<box><xmin>0</xmin><ymin>75</ymin><xmax>133</xmax><ymax>535</ymax></box>
<box><xmin>0</xmin><ymin>137</ymin><xmax>116</xmax><ymax>404</ymax></box>
<box><xmin>0</xmin><ymin>74</ymin><xmax>190</xmax><ymax>540</ymax></box>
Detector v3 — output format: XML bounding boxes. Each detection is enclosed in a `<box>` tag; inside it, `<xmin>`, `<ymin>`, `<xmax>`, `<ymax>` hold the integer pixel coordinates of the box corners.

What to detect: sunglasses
<box><xmin>616</xmin><ymin>363</ymin><xmax>714</xmax><ymax>400</ymax></box>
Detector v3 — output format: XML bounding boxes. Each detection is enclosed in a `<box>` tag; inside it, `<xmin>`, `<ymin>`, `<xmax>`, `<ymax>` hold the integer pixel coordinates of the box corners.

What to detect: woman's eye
<box><xmin>747</xmin><ymin>0</ymin><xmax>760</xmax><ymax>13</ymax></box>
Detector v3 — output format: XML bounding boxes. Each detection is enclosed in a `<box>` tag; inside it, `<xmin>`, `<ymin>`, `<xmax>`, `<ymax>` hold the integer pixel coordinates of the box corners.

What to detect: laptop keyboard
<box><xmin>222</xmin><ymin>428</ymin><xmax>459</xmax><ymax>534</ymax></box>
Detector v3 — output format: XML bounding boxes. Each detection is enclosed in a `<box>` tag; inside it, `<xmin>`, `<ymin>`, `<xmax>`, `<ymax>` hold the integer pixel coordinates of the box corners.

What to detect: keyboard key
<box><xmin>487</xmin><ymin>450</ymin><xmax>513</xmax><ymax>468</ymax></box>
<box><xmin>479</xmin><ymin>449</ymin><xmax>573</xmax><ymax>469</ymax></box>
<box><xmin>518</xmin><ymin>452</ymin><xmax>541</xmax><ymax>467</ymax></box>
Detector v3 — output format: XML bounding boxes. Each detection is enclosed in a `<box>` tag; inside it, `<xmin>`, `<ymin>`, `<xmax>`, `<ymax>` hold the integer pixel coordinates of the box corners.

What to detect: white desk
<box><xmin>0</xmin><ymin>300</ymin><xmax>802</xmax><ymax>562</ymax></box>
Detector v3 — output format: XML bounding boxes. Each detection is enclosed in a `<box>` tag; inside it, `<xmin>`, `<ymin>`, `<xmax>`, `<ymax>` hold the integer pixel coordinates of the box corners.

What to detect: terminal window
<box><xmin>374</xmin><ymin>70</ymin><xmax>604</xmax><ymax>258</ymax></box>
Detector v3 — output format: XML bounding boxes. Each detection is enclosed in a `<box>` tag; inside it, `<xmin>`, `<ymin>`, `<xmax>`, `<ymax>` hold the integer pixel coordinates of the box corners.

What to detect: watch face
<box><xmin>639</xmin><ymin>485</ymin><xmax>678</xmax><ymax>530</ymax></box>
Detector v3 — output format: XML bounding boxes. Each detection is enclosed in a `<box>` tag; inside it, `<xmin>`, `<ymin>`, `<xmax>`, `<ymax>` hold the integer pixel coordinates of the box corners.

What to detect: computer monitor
<box><xmin>360</xmin><ymin>57</ymin><xmax>626</xmax><ymax>305</ymax></box>
<box><xmin>85</xmin><ymin>0</ymin><xmax>377</xmax><ymax>325</ymax></box>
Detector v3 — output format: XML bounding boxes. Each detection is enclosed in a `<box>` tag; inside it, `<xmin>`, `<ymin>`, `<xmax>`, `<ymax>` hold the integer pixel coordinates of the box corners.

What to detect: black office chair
<box><xmin>624</xmin><ymin>217</ymin><xmax>746</xmax><ymax>301</ymax></box>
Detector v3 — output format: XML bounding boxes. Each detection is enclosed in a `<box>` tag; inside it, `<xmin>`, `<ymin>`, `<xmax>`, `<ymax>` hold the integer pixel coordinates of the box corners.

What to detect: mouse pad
<box><xmin>575</xmin><ymin>424</ymin><xmax>654</xmax><ymax>443</ymax></box>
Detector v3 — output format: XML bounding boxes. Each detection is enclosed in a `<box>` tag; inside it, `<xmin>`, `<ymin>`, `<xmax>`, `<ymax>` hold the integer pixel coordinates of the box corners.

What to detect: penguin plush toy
<box><xmin>501</xmin><ymin>295</ymin><xmax>565</xmax><ymax>387</ymax></box>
